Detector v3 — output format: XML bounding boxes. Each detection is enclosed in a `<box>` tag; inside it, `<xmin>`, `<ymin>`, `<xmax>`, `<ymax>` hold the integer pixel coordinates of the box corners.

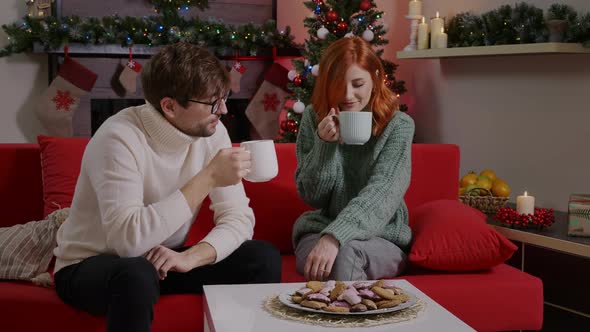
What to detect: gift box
<box><xmin>568</xmin><ymin>194</ymin><xmax>590</xmax><ymax>237</ymax></box>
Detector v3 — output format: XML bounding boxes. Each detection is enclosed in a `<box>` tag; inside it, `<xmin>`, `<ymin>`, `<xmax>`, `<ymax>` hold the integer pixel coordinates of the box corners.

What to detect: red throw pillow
<box><xmin>38</xmin><ymin>136</ymin><xmax>90</xmax><ymax>217</ymax></box>
<box><xmin>408</xmin><ymin>199</ymin><xmax>517</xmax><ymax>271</ymax></box>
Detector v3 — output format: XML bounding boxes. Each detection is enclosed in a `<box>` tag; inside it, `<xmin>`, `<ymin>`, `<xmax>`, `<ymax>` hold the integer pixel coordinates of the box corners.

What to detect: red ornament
<box><xmin>360</xmin><ymin>0</ymin><xmax>371</xmax><ymax>11</ymax></box>
<box><xmin>293</xmin><ymin>76</ymin><xmax>303</xmax><ymax>86</ymax></box>
<box><xmin>326</xmin><ymin>10</ymin><xmax>338</xmax><ymax>22</ymax></box>
<box><xmin>280</xmin><ymin>120</ymin><xmax>288</xmax><ymax>132</ymax></box>
<box><xmin>286</xmin><ymin>120</ymin><xmax>297</xmax><ymax>131</ymax></box>
<box><xmin>337</xmin><ymin>21</ymin><xmax>348</xmax><ymax>32</ymax></box>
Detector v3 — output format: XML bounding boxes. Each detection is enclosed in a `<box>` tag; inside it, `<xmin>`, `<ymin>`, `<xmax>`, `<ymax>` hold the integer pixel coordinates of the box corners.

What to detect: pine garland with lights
<box><xmin>0</xmin><ymin>14</ymin><xmax>295</xmax><ymax>58</ymax></box>
<box><xmin>277</xmin><ymin>0</ymin><xmax>407</xmax><ymax>143</ymax></box>
<box><xmin>150</xmin><ymin>0</ymin><xmax>209</xmax><ymax>17</ymax></box>
<box><xmin>447</xmin><ymin>2</ymin><xmax>590</xmax><ymax>47</ymax></box>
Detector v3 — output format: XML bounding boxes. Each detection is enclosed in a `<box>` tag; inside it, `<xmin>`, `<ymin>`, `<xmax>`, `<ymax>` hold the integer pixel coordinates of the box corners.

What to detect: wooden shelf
<box><xmin>397</xmin><ymin>42</ymin><xmax>590</xmax><ymax>59</ymax></box>
<box><xmin>32</xmin><ymin>43</ymin><xmax>301</xmax><ymax>59</ymax></box>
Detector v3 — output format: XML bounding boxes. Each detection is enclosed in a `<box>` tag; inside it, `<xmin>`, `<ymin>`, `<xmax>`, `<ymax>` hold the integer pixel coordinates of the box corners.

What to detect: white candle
<box><xmin>417</xmin><ymin>17</ymin><xmax>429</xmax><ymax>49</ymax></box>
<box><xmin>409</xmin><ymin>0</ymin><xmax>423</xmax><ymax>16</ymax></box>
<box><xmin>436</xmin><ymin>27</ymin><xmax>448</xmax><ymax>49</ymax></box>
<box><xmin>430</xmin><ymin>11</ymin><xmax>444</xmax><ymax>49</ymax></box>
<box><xmin>516</xmin><ymin>191</ymin><xmax>535</xmax><ymax>215</ymax></box>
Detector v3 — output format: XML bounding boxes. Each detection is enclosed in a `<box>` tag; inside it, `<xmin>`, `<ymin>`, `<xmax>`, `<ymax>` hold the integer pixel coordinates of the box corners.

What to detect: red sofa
<box><xmin>0</xmin><ymin>142</ymin><xmax>543</xmax><ymax>332</ymax></box>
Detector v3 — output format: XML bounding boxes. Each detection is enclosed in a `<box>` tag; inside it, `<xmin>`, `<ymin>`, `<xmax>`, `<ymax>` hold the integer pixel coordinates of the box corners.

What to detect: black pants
<box><xmin>54</xmin><ymin>240</ymin><xmax>282</xmax><ymax>332</ymax></box>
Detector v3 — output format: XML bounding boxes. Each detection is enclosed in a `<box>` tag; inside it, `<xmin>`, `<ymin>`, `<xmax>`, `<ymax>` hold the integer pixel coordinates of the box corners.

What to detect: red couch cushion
<box><xmin>37</xmin><ymin>136</ymin><xmax>90</xmax><ymax>217</ymax></box>
<box><xmin>409</xmin><ymin>199</ymin><xmax>518</xmax><ymax>271</ymax></box>
<box><xmin>0</xmin><ymin>281</ymin><xmax>202</xmax><ymax>332</ymax></box>
<box><xmin>405</xmin><ymin>264</ymin><xmax>544</xmax><ymax>331</ymax></box>
<box><xmin>0</xmin><ymin>144</ymin><xmax>44</xmax><ymax>227</ymax></box>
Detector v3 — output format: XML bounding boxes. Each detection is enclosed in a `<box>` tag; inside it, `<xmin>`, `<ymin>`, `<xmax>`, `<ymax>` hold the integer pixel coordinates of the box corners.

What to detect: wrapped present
<box><xmin>568</xmin><ymin>194</ymin><xmax>590</xmax><ymax>237</ymax></box>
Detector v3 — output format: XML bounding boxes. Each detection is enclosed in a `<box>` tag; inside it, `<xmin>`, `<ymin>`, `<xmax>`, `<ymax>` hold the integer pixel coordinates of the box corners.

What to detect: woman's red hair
<box><xmin>311</xmin><ymin>36</ymin><xmax>398</xmax><ymax>136</ymax></box>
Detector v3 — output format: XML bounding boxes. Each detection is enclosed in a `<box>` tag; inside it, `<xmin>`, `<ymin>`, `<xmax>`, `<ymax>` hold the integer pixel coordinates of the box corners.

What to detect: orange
<box><xmin>479</xmin><ymin>169</ymin><xmax>497</xmax><ymax>183</ymax></box>
<box><xmin>475</xmin><ymin>176</ymin><xmax>492</xmax><ymax>191</ymax></box>
<box><xmin>460</xmin><ymin>172</ymin><xmax>478</xmax><ymax>188</ymax></box>
<box><xmin>491</xmin><ymin>179</ymin><xmax>511</xmax><ymax>197</ymax></box>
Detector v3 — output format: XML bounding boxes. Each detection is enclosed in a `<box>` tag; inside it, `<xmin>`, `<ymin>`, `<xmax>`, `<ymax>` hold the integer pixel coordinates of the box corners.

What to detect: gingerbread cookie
<box><xmin>323</xmin><ymin>306</ymin><xmax>350</xmax><ymax>313</ymax></box>
<box><xmin>301</xmin><ymin>300</ymin><xmax>328</xmax><ymax>310</ymax></box>
<box><xmin>376</xmin><ymin>298</ymin><xmax>402</xmax><ymax>309</ymax></box>
<box><xmin>371</xmin><ymin>286</ymin><xmax>396</xmax><ymax>300</ymax></box>
<box><xmin>306</xmin><ymin>281</ymin><xmax>323</xmax><ymax>293</ymax></box>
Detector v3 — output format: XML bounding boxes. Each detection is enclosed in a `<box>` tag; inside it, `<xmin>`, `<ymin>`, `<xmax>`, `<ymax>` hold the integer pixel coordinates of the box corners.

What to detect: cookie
<box><xmin>331</xmin><ymin>300</ymin><xmax>351</xmax><ymax>308</ymax></box>
<box><xmin>358</xmin><ymin>288</ymin><xmax>380</xmax><ymax>300</ymax></box>
<box><xmin>329</xmin><ymin>282</ymin><xmax>347</xmax><ymax>301</ymax></box>
<box><xmin>351</xmin><ymin>303</ymin><xmax>368</xmax><ymax>312</ymax></box>
<box><xmin>361</xmin><ymin>299</ymin><xmax>378</xmax><ymax>310</ymax></box>
<box><xmin>291</xmin><ymin>295</ymin><xmax>303</xmax><ymax>303</ymax></box>
<box><xmin>323</xmin><ymin>306</ymin><xmax>350</xmax><ymax>313</ymax></box>
<box><xmin>337</xmin><ymin>287</ymin><xmax>362</xmax><ymax>305</ymax></box>
<box><xmin>392</xmin><ymin>294</ymin><xmax>410</xmax><ymax>303</ymax></box>
<box><xmin>372</xmin><ymin>279</ymin><xmax>385</xmax><ymax>288</ymax></box>
<box><xmin>376</xmin><ymin>299</ymin><xmax>402</xmax><ymax>309</ymax></box>
<box><xmin>306</xmin><ymin>281</ymin><xmax>323</xmax><ymax>293</ymax></box>
<box><xmin>371</xmin><ymin>286</ymin><xmax>396</xmax><ymax>300</ymax></box>
<box><xmin>352</xmin><ymin>281</ymin><xmax>374</xmax><ymax>289</ymax></box>
<box><xmin>306</xmin><ymin>293</ymin><xmax>331</xmax><ymax>303</ymax></box>
<box><xmin>301</xmin><ymin>300</ymin><xmax>328</xmax><ymax>310</ymax></box>
<box><xmin>295</xmin><ymin>287</ymin><xmax>314</xmax><ymax>297</ymax></box>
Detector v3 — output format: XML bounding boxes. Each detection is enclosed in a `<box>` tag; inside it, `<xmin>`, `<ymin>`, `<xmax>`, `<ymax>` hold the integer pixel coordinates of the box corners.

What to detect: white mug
<box><xmin>239</xmin><ymin>140</ymin><xmax>279</xmax><ymax>182</ymax></box>
<box><xmin>335</xmin><ymin>111</ymin><xmax>372</xmax><ymax>145</ymax></box>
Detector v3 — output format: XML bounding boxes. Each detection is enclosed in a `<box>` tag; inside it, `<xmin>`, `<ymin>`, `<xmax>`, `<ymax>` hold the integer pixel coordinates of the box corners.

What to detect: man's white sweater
<box><xmin>54</xmin><ymin>103</ymin><xmax>254</xmax><ymax>273</ymax></box>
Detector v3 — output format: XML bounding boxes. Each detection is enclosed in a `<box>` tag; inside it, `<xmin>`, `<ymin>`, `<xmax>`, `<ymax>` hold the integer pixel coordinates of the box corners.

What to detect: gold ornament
<box><xmin>26</xmin><ymin>0</ymin><xmax>35</xmax><ymax>17</ymax></box>
<box><xmin>26</xmin><ymin>0</ymin><xmax>53</xmax><ymax>18</ymax></box>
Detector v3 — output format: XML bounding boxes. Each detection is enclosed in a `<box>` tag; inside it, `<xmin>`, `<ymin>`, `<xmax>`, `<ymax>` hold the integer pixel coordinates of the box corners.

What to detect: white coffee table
<box><xmin>203</xmin><ymin>279</ymin><xmax>475</xmax><ymax>332</ymax></box>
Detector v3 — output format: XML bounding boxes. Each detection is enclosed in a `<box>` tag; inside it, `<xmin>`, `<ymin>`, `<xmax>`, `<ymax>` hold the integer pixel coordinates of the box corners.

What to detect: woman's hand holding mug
<box><xmin>317</xmin><ymin>108</ymin><xmax>340</xmax><ymax>142</ymax></box>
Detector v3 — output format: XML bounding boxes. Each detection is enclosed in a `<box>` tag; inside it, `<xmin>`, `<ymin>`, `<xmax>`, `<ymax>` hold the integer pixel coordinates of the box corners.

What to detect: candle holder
<box><xmin>495</xmin><ymin>207</ymin><xmax>555</xmax><ymax>229</ymax></box>
<box><xmin>403</xmin><ymin>15</ymin><xmax>424</xmax><ymax>51</ymax></box>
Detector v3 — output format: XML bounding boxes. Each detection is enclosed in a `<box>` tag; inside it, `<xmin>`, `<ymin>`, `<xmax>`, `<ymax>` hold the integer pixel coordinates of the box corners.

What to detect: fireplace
<box><xmin>90</xmin><ymin>98</ymin><xmax>252</xmax><ymax>142</ymax></box>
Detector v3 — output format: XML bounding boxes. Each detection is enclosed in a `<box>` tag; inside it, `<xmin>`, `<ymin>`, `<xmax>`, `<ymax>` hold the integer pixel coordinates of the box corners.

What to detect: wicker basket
<box><xmin>459</xmin><ymin>188</ymin><xmax>509</xmax><ymax>214</ymax></box>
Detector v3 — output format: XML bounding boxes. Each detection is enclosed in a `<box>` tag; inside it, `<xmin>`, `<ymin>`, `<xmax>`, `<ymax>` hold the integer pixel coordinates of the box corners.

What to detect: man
<box><xmin>53</xmin><ymin>43</ymin><xmax>282</xmax><ymax>332</ymax></box>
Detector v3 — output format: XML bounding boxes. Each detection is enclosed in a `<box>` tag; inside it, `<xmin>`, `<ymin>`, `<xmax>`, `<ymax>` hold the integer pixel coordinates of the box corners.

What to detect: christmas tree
<box><xmin>278</xmin><ymin>0</ymin><xmax>407</xmax><ymax>142</ymax></box>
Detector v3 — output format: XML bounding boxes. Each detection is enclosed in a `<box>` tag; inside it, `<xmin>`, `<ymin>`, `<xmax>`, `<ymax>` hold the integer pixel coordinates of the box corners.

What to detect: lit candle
<box><xmin>436</xmin><ymin>27</ymin><xmax>448</xmax><ymax>49</ymax></box>
<box><xmin>516</xmin><ymin>191</ymin><xmax>535</xmax><ymax>215</ymax></box>
<box><xmin>408</xmin><ymin>0</ymin><xmax>423</xmax><ymax>17</ymax></box>
<box><xmin>430</xmin><ymin>11</ymin><xmax>444</xmax><ymax>49</ymax></box>
<box><xmin>417</xmin><ymin>17</ymin><xmax>429</xmax><ymax>49</ymax></box>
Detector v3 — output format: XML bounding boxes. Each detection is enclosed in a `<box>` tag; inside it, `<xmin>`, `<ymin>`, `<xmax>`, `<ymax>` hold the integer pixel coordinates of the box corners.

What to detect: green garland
<box><xmin>447</xmin><ymin>2</ymin><xmax>590</xmax><ymax>48</ymax></box>
<box><xmin>1</xmin><ymin>15</ymin><xmax>295</xmax><ymax>57</ymax></box>
<box><xmin>150</xmin><ymin>0</ymin><xmax>209</xmax><ymax>18</ymax></box>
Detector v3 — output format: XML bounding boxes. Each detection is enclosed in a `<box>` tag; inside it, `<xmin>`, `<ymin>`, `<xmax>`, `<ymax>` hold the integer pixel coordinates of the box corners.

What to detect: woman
<box><xmin>293</xmin><ymin>36</ymin><xmax>414</xmax><ymax>282</ymax></box>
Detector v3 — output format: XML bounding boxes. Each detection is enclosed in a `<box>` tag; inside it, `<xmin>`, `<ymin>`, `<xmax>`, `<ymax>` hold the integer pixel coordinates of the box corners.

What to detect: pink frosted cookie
<box><xmin>331</xmin><ymin>300</ymin><xmax>351</xmax><ymax>308</ymax></box>
<box><xmin>352</xmin><ymin>281</ymin><xmax>374</xmax><ymax>290</ymax></box>
<box><xmin>320</xmin><ymin>280</ymin><xmax>336</xmax><ymax>296</ymax></box>
<box><xmin>306</xmin><ymin>293</ymin><xmax>331</xmax><ymax>303</ymax></box>
<box><xmin>358</xmin><ymin>288</ymin><xmax>381</xmax><ymax>300</ymax></box>
<box><xmin>338</xmin><ymin>287</ymin><xmax>362</xmax><ymax>305</ymax></box>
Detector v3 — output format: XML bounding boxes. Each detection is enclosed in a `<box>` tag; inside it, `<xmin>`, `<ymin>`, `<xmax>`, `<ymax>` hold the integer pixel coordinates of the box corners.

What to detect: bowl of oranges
<box><xmin>459</xmin><ymin>170</ymin><xmax>510</xmax><ymax>214</ymax></box>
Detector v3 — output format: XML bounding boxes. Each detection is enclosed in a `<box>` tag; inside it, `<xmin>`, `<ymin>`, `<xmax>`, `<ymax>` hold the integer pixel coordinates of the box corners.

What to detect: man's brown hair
<box><xmin>141</xmin><ymin>43</ymin><xmax>230</xmax><ymax>113</ymax></box>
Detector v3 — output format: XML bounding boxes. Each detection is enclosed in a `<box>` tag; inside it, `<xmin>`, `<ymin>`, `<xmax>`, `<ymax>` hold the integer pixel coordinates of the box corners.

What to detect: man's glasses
<box><xmin>188</xmin><ymin>91</ymin><xmax>230</xmax><ymax>114</ymax></box>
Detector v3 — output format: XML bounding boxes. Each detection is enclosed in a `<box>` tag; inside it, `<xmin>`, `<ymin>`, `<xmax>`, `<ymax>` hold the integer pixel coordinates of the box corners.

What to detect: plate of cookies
<box><xmin>278</xmin><ymin>279</ymin><xmax>417</xmax><ymax>315</ymax></box>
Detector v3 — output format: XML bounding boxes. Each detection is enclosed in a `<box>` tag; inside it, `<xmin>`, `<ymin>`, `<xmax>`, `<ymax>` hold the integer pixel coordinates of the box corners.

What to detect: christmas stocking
<box><xmin>245</xmin><ymin>63</ymin><xmax>290</xmax><ymax>139</ymax></box>
<box><xmin>118</xmin><ymin>59</ymin><xmax>142</xmax><ymax>95</ymax></box>
<box><xmin>229</xmin><ymin>61</ymin><xmax>247</xmax><ymax>93</ymax></box>
<box><xmin>36</xmin><ymin>56</ymin><xmax>97</xmax><ymax>137</ymax></box>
